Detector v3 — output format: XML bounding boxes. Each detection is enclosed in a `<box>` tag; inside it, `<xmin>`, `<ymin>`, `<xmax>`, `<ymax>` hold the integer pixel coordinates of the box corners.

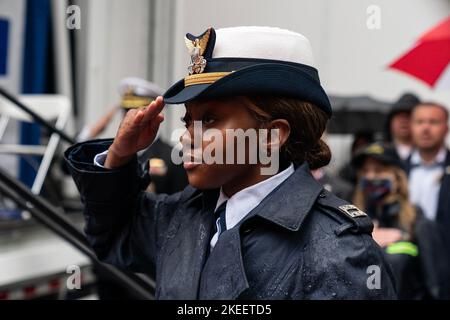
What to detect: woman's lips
<box><xmin>182</xmin><ymin>152</ymin><xmax>202</xmax><ymax>170</ymax></box>
<box><xmin>183</xmin><ymin>161</ymin><xmax>200</xmax><ymax>170</ymax></box>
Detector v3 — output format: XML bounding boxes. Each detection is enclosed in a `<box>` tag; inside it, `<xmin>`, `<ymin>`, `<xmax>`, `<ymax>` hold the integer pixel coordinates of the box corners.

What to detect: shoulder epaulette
<box><xmin>316</xmin><ymin>190</ymin><xmax>374</xmax><ymax>236</ymax></box>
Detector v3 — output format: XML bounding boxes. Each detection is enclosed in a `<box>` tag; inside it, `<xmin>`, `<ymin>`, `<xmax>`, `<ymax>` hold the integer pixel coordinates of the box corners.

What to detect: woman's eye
<box><xmin>202</xmin><ymin>115</ymin><xmax>216</xmax><ymax>125</ymax></box>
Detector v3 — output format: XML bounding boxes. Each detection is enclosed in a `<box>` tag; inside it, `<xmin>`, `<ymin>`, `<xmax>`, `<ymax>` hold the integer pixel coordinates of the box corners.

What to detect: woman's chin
<box><xmin>186</xmin><ymin>168</ymin><xmax>223</xmax><ymax>190</ymax></box>
<box><xmin>187</xmin><ymin>176</ymin><xmax>219</xmax><ymax>190</ymax></box>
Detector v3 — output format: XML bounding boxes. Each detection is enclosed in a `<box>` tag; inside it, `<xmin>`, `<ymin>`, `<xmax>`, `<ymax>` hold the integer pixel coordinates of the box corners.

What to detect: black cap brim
<box><xmin>163</xmin><ymin>63</ymin><xmax>332</xmax><ymax>117</ymax></box>
<box><xmin>352</xmin><ymin>151</ymin><xmax>403</xmax><ymax>169</ymax></box>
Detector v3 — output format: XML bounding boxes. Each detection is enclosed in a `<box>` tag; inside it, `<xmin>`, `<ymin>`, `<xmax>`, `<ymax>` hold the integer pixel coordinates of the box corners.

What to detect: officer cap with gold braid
<box><xmin>118</xmin><ymin>77</ymin><xmax>164</xmax><ymax>109</ymax></box>
<box><xmin>163</xmin><ymin>26</ymin><xmax>332</xmax><ymax>117</ymax></box>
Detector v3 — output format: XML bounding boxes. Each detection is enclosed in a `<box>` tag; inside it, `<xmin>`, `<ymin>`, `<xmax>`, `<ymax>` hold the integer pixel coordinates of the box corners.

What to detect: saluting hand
<box><xmin>105</xmin><ymin>96</ymin><xmax>165</xmax><ymax>169</ymax></box>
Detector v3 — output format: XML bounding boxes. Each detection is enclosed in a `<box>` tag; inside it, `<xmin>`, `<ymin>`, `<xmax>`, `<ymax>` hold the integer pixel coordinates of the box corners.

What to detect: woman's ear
<box><xmin>266</xmin><ymin>119</ymin><xmax>291</xmax><ymax>150</ymax></box>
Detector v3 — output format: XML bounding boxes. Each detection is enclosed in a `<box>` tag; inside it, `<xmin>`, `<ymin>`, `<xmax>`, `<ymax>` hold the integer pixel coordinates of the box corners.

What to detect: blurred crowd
<box><xmin>314</xmin><ymin>93</ymin><xmax>450</xmax><ymax>299</ymax></box>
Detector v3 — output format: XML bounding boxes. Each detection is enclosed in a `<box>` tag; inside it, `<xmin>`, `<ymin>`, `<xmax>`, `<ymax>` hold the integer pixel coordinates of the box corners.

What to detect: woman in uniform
<box><xmin>65</xmin><ymin>26</ymin><xmax>396</xmax><ymax>299</ymax></box>
<box><xmin>352</xmin><ymin>142</ymin><xmax>450</xmax><ymax>299</ymax></box>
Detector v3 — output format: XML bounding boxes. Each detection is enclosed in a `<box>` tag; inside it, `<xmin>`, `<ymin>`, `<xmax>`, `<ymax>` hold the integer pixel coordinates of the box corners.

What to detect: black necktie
<box><xmin>214</xmin><ymin>201</ymin><xmax>227</xmax><ymax>237</ymax></box>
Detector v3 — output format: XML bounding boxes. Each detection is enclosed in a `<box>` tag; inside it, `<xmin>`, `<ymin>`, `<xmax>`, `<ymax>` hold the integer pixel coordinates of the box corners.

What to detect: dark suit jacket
<box><xmin>138</xmin><ymin>138</ymin><xmax>188</xmax><ymax>195</ymax></box>
<box><xmin>405</xmin><ymin>149</ymin><xmax>450</xmax><ymax>264</ymax></box>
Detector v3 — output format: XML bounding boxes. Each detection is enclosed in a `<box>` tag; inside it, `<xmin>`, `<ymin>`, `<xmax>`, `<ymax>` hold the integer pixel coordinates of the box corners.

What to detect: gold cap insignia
<box><xmin>185</xmin><ymin>28</ymin><xmax>212</xmax><ymax>75</ymax></box>
<box><xmin>366</xmin><ymin>144</ymin><xmax>384</xmax><ymax>155</ymax></box>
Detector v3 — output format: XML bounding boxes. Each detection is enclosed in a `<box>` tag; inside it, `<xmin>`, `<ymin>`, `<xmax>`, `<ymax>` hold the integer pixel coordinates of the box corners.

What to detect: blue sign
<box><xmin>0</xmin><ymin>18</ymin><xmax>9</xmax><ymax>75</ymax></box>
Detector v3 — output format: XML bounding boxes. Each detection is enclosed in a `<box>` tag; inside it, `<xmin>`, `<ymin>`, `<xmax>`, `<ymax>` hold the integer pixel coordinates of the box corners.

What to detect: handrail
<box><xmin>0</xmin><ymin>87</ymin><xmax>76</xmax><ymax>144</ymax></box>
<box><xmin>0</xmin><ymin>167</ymin><xmax>155</xmax><ymax>299</ymax></box>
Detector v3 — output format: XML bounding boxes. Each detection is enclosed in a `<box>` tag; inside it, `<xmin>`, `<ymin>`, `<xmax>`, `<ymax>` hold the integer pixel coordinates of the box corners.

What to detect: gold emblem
<box><xmin>185</xmin><ymin>28</ymin><xmax>211</xmax><ymax>75</ymax></box>
<box><xmin>366</xmin><ymin>144</ymin><xmax>384</xmax><ymax>155</ymax></box>
<box><xmin>338</xmin><ymin>205</ymin><xmax>367</xmax><ymax>218</ymax></box>
<box><xmin>121</xmin><ymin>88</ymin><xmax>153</xmax><ymax>109</ymax></box>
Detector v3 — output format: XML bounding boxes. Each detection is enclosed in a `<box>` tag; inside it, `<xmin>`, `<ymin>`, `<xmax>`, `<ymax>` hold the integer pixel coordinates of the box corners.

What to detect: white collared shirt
<box><xmin>395</xmin><ymin>142</ymin><xmax>412</xmax><ymax>161</ymax></box>
<box><xmin>210</xmin><ymin>163</ymin><xmax>295</xmax><ymax>249</ymax></box>
<box><xmin>409</xmin><ymin>147</ymin><xmax>446</xmax><ymax>221</ymax></box>
<box><xmin>94</xmin><ymin>150</ymin><xmax>109</xmax><ymax>167</ymax></box>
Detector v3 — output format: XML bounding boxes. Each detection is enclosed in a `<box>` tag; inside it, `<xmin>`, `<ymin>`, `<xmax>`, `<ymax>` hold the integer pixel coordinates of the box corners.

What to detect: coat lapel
<box><xmin>197</xmin><ymin>164</ymin><xmax>323</xmax><ymax>299</ymax></box>
<box><xmin>198</xmin><ymin>227</ymin><xmax>249</xmax><ymax>299</ymax></box>
<box><xmin>157</xmin><ymin>189</ymin><xmax>218</xmax><ymax>299</ymax></box>
<box><xmin>158</xmin><ymin>164</ymin><xmax>323</xmax><ymax>299</ymax></box>
<box><xmin>252</xmin><ymin>163</ymin><xmax>324</xmax><ymax>231</ymax></box>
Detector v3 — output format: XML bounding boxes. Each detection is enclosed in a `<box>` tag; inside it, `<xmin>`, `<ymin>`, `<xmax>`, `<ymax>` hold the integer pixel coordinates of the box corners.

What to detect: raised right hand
<box><xmin>105</xmin><ymin>96</ymin><xmax>165</xmax><ymax>169</ymax></box>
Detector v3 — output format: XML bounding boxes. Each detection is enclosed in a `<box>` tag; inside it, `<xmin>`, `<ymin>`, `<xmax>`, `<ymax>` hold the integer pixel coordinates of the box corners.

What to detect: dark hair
<box><xmin>243</xmin><ymin>96</ymin><xmax>331</xmax><ymax>170</ymax></box>
<box><xmin>384</xmin><ymin>92</ymin><xmax>420</xmax><ymax>142</ymax></box>
<box><xmin>351</xmin><ymin>130</ymin><xmax>375</xmax><ymax>154</ymax></box>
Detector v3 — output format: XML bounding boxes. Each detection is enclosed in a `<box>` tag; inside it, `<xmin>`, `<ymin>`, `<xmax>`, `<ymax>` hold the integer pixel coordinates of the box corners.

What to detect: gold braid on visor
<box><xmin>121</xmin><ymin>96</ymin><xmax>154</xmax><ymax>109</ymax></box>
<box><xmin>184</xmin><ymin>72</ymin><xmax>233</xmax><ymax>87</ymax></box>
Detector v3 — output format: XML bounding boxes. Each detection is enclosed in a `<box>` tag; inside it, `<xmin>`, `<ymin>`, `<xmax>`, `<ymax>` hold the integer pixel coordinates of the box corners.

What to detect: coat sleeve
<box><xmin>414</xmin><ymin>215</ymin><xmax>450</xmax><ymax>299</ymax></box>
<box><xmin>289</xmin><ymin>193</ymin><xmax>398</xmax><ymax>300</ymax></box>
<box><xmin>289</xmin><ymin>195</ymin><xmax>398</xmax><ymax>300</ymax></box>
<box><xmin>64</xmin><ymin>139</ymin><xmax>184</xmax><ymax>275</ymax></box>
<box><xmin>296</xmin><ymin>231</ymin><xmax>398</xmax><ymax>300</ymax></box>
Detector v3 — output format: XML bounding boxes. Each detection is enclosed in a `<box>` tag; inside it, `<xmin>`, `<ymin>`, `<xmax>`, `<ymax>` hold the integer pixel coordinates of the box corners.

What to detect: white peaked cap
<box><xmin>118</xmin><ymin>77</ymin><xmax>164</xmax><ymax>98</ymax></box>
<box><xmin>213</xmin><ymin>26</ymin><xmax>316</xmax><ymax>68</ymax></box>
<box><xmin>164</xmin><ymin>26</ymin><xmax>331</xmax><ymax>116</ymax></box>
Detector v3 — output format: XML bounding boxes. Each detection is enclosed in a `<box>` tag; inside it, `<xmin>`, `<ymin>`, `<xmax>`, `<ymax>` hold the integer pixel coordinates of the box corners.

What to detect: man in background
<box><xmin>385</xmin><ymin>93</ymin><xmax>421</xmax><ymax>161</ymax></box>
<box><xmin>407</xmin><ymin>102</ymin><xmax>450</xmax><ymax>270</ymax></box>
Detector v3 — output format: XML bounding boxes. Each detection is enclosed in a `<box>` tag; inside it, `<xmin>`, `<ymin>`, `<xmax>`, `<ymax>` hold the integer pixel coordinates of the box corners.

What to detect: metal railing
<box><xmin>0</xmin><ymin>87</ymin><xmax>155</xmax><ymax>299</ymax></box>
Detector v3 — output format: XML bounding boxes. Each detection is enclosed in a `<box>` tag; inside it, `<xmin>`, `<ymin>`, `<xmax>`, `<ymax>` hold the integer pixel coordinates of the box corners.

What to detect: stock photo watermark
<box><xmin>66</xmin><ymin>265</ymin><xmax>81</xmax><ymax>290</ymax></box>
<box><xmin>169</xmin><ymin>121</ymin><xmax>281</xmax><ymax>175</ymax></box>
<box><xmin>367</xmin><ymin>265</ymin><xmax>381</xmax><ymax>290</ymax></box>
<box><xmin>366</xmin><ymin>5</ymin><xmax>381</xmax><ymax>30</ymax></box>
<box><xmin>66</xmin><ymin>5</ymin><xmax>81</xmax><ymax>30</ymax></box>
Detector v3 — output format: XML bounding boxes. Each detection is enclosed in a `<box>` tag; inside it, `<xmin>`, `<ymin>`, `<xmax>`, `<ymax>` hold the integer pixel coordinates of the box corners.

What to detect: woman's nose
<box><xmin>364</xmin><ymin>171</ymin><xmax>376</xmax><ymax>180</ymax></box>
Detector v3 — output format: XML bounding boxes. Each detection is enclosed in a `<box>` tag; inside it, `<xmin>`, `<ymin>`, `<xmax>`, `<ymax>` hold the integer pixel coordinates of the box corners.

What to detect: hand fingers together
<box><xmin>141</xmin><ymin>96</ymin><xmax>165</xmax><ymax>124</ymax></box>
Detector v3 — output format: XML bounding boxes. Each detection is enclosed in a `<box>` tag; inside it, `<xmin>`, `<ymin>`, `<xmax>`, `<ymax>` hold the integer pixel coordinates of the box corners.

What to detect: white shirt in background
<box><xmin>395</xmin><ymin>142</ymin><xmax>412</xmax><ymax>161</ymax></box>
<box><xmin>409</xmin><ymin>147</ymin><xmax>446</xmax><ymax>221</ymax></box>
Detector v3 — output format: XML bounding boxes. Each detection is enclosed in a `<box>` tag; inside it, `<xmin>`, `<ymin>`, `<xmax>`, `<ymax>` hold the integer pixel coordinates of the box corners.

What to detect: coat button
<box><xmin>319</xmin><ymin>192</ymin><xmax>326</xmax><ymax>198</ymax></box>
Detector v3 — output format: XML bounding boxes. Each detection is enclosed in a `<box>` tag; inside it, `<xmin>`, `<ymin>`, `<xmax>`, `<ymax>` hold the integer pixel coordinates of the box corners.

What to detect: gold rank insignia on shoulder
<box><xmin>338</xmin><ymin>205</ymin><xmax>367</xmax><ymax>218</ymax></box>
<box><xmin>185</xmin><ymin>28</ymin><xmax>211</xmax><ymax>75</ymax></box>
